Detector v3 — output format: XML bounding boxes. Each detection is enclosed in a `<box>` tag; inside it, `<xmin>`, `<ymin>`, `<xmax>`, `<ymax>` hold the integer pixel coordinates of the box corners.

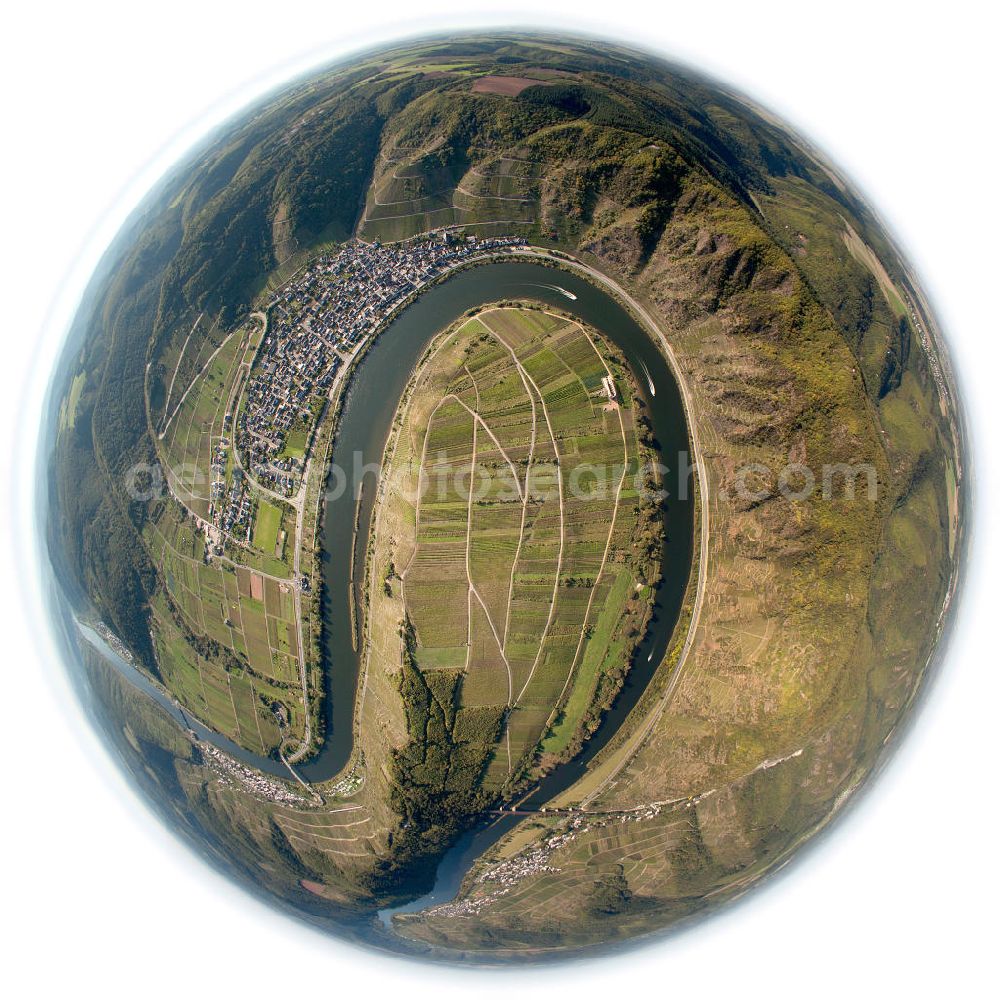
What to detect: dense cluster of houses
<box><xmin>234</xmin><ymin>230</ymin><xmax>526</xmax><ymax>501</ymax></box>
<box><xmin>197</xmin><ymin>740</ymin><xmax>311</xmax><ymax>806</ymax></box>
<box><xmin>427</xmin><ymin>804</ymin><xmax>667</xmax><ymax>918</ymax></box>
<box><xmin>95</xmin><ymin>621</ymin><xmax>134</xmax><ymax>664</ymax></box>
<box><xmin>207</xmin><ymin>431</ymin><xmax>252</xmax><ymax>544</ymax></box>
<box><xmin>215</xmin><ymin>467</ymin><xmax>252</xmax><ymax>542</ymax></box>
<box><xmin>212</xmin><ymin>231</ymin><xmax>526</xmax><ymax>547</ymax></box>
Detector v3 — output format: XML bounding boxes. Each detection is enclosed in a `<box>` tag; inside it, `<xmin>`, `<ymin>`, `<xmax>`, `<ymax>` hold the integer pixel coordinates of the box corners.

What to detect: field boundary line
<box><xmin>547</xmin><ymin>317</ymin><xmax>629</xmax><ymax>717</ymax></box>
<box><xmin>479</xmin><ymin>311</ymin><xmax>565</xmax><ymax>707</ymax></box>
<box><xmin>501</xmin><ymin>339</ymin><xmax>539</xmax><ymax>654</ymax></box>
<box><xmin>497</xmin><ymin>251</ymin><xmax>710</xmax><ymax>810</ymax></box>
<box><xmin>160</xmin><ymin>313</ymin><xmax>202</xmax><ymax>427</ymax></box>
<box><xmin>461</xmin><ymin>383</ymin><xmax>515</xmax><ymax>707</ymax></box>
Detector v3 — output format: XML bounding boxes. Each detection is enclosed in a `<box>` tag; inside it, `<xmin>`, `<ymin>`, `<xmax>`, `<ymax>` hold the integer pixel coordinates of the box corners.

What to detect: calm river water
<box><xmin>308</xmin><ymin>260</ymin><xmax>693</xmax><ymax>787</ymax></box>
<box><xmin>71</xmin><ymin>258</ymin><xmax>695</xmax><ymax>918</ymax></box>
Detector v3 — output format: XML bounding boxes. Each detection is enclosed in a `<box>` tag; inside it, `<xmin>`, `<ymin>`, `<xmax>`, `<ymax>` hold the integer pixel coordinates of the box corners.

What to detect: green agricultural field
<box><xmin>58</xmin><ymin>372</ymin><xmax>86</xmax><ymax>432</ymax></box>
<box><xmin>253</xmin><ymin>499</ymin><xmax>284</xmax><ymax>553</ymax></box>
<box><xmin>367</xmin><ymin>304</ymin><xmax>661</xmax><ymax>801</ymax></box>
<box><xmin>142</xmin><ymin>499</ymin><xmax>304</xmax><ymax>753</ymax></box>
<box><xmin>158</xmin><ymin>317</ymin><xmax>263</xmax><ymax>520</ymax></box>
<box><xmin>542</xmin><ymin>567</ymin><xmax>634</xmax><ymax>753</ymax></box>
<box><xmin>280</xmin><ymin>426</ymin><xmax>309</xmax><ymax>460</ymax></box>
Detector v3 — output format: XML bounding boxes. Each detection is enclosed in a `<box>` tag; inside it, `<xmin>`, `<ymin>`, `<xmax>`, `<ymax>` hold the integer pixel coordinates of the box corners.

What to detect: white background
<box><xmin>2</xmin><ymin>2</ymin><xmax>996</xmax><ymax>996</ymax></box>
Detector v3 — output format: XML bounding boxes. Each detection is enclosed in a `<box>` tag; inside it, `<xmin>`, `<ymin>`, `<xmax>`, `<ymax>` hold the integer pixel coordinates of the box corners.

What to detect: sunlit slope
<box><xmin>393</xmin><ymin>141</ymin><xmax>959</xmax><ymax>958</ymax></box>
<box><xmin>57</xmin><ymin>33</ymin><xmax>957</xmax><ymax>686</ymax></box>
<box><xmin>364</xmin><ymin>306</ymin><xmax>661</xmax><ymax>820</ymax></box>
<box><xmin>49</xmin><ymin>33</ymin><xmax>964</xmax><ymax>957</ymax></box>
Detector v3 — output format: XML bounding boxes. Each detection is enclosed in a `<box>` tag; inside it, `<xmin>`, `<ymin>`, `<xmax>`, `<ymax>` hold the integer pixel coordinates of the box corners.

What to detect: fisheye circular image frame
<box><xmin>39</xmin><ymin>28</ymin><xmax>968</xmax><ymax>963</ymax></box>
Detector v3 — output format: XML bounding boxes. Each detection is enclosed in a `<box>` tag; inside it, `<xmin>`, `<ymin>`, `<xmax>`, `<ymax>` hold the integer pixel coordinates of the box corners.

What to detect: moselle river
<box><xmin>307</xmin><ymin>259</ymin><xmax>694</xmax><ymax>786</ymax></box>
<box><xmin>66</xmin><ymin>257</ymin><xmax>695</xmax><ymax>919</ymax></box>
<box><xmin>300</xmin><ymin>258</ymin><xmax>696</xmax><ymax>923</ymax></box>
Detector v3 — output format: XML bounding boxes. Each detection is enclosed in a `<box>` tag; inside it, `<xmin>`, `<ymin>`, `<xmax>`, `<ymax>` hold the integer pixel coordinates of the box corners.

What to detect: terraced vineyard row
<box><xmin>368</xmin><ymin>304</ymin><xmax>660</xmax><ymax>795</ymax></box>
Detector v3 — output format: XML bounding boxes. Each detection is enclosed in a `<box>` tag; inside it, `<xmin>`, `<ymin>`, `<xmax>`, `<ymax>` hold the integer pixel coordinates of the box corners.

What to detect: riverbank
<box><xmin>93</xmin><ymin>251</ymin><xmax>704</xmax><ymax>811</ymax></box>
<box><xmin>347</xmin><ymin>260</ymin><xmax>697</xmax><ymax>924</ymax></box>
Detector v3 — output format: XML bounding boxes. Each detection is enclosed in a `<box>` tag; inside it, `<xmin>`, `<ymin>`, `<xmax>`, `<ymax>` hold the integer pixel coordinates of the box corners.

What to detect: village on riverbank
<box><xmin>227</xmin><ymin>232</ymin><xmax>526</xmax><ymax>515</ymax></box>
<box><xmin>150</xmin><ymin>229</ymin><xmax>529</xmax><ymax>763</ymax></box>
